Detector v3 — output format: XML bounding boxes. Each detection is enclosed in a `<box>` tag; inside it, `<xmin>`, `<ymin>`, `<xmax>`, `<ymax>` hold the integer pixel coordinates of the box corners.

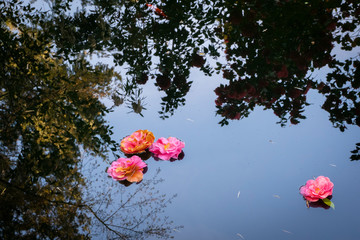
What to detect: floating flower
<box><xmin>149</xmin><ymin>137</ymin><xmax>185</xmax><ymax>161</ymax></box>
<box><xmin>107</xmin><ymin>156</ymin><xmax>147</xmax><ymax>183</ymax></box>
<box><xmin>120</xmin><ymin>130</ymin><xmax>155</xmax><ymax>154</ymax></box>
<box><xmin>300</xmin><ymin>176</ymin><xmax>334</xmax><ymax>202</ymax></box>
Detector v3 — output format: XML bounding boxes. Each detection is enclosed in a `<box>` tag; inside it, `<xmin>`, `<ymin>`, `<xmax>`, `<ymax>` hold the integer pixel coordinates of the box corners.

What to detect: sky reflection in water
<box><xmin>104</xmin><ymin>66</ymin><xmax>360</xmax><ymax>239</ymax></box>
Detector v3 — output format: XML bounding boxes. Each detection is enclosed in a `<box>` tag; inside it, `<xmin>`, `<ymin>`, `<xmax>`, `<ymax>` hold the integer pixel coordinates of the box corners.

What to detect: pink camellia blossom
<box><xmin>149</xmin><ymin>137</ymin><xmax>185</xmax><ymax>161</ymax></box>
<box><xmin>107</xmin><ymin>156</ymin><xmax>147</xmax><ymax>183</ymax></box>
<box><xmin>120</xmin><ymin>130</ymin><xmax>155</xmax><ymax>154</ymax></box>
<box><xmin>299</xmin><ymin>176</ymin><xmax>334</xmax><ymax>202</ymax></box>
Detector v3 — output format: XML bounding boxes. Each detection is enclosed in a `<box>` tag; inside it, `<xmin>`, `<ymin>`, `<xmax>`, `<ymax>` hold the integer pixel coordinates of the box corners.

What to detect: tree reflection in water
<box><xmin>51</xmin><ymin>0</ymin><xmax>357</xmax><ymax>133</ymax></box>
<box><xmin>31</xmin><ymin>0</ymin><xmax>358</xmax><ymax>157</ymax></box>
<box><xmin>1</xmin><ymin>0</ymin><xmax>360</xmax><ymax>238</ymax></box>
<box><xmin>0</xmin><ymin>160</ymin><xmax>179</xmax><ymax>240</ymax></box>
<box><xmin>83</xmin><ymin>164</ymin><xmax>181</xmax><ymax>240</ymax></box>
<box><xmin>0</xmin><ymin>1</ymin><xmax>179</xmax><ymax>238</ymax></box>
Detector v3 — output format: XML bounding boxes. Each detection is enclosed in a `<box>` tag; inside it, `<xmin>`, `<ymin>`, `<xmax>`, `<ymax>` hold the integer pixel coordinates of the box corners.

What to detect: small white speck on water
<box><xmin>236</xmin><ymin>233</ymin><xmax>245</xmax><ymax>239</ymax></box>
<box><xmin>282</xmin><ymin>229</ymin><xmax>292</xmax><ymax>234</ymax></box>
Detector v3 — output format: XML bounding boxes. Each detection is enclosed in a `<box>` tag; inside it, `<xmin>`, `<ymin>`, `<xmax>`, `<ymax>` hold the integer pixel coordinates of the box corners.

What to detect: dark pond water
<box><xmin>1</xmin><ymin>0</ymin><xmax>360</xmax><ymax>239</ymax></box>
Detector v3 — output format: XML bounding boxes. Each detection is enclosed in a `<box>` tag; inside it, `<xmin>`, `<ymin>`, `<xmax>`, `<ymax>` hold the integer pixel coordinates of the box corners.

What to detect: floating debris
<box><xmin>236</xmin><ymin>233</ymin><xmax>245</xmax><ymax>239</ymax></box>
<box><xmin>173</xmin><ymin>228</ymin><xmax>181</xmax><ymax>232</ymax></box>
<box><xmin>269</xmin><ymin>140</ymin><xmax>276</xmax><ymax>144</ymax></box>
<box><xmin>273</xmin><ymin>194</ymin><xmax>280</xmax><ymax>199</ymax></box>
<box><xmin>186</xmin><ymin>118</ymin><xmax>195</xmax><ymax>122</ymax></box>
<box><xmin>237</xmin><ymin>191</ymin><xmax>241</xmax><ymax>198</ymax></box>
<box><xmin>282</xmin><ymin>229</ymin><xmax>292</xmax><ymax>234</ymax></box>
<box><xmin>329</xmin><ymin>164</ymin><xmax>337</xmax><ymax>167</ymax></box>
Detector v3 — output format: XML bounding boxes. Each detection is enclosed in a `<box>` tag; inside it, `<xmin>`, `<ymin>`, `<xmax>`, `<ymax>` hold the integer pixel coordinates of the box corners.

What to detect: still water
<box><xmin>102</xmin><ymin>67</ymin><xmax>360</xmax><ymax>240</ymax></box>
<box><xmin>1</xmin><ymin>0</ymin><xmax>360</xmax><ymax>239</ymax></box>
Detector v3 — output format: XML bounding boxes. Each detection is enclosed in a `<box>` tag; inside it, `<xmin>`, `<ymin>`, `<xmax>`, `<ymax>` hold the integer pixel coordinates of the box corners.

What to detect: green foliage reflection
<box><xmin>1</xmin><ymin>1</ymin><xmax>179</xmax><ymax>238</ymax></box>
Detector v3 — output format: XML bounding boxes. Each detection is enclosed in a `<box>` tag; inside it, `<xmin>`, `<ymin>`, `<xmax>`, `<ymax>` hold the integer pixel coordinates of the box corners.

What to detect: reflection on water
<box><xmin>1</xmin><ymin>0</ymin><xmax>359</xmax><ymax>239</ymax></box>
<box><xmin>0</xmin><ymin>1</ymin><xmax>179</xmax><ymax>238</ymax></box>
<box><xmin>85</xmin><ymin>165</ymin><xmax>182</xmax><ymax>239</ymax></box>
<box><xmin>0</xmin><ymin>157</ymin><xmax>180</xmax><ymax>239</ymax></box>
<box><xmin>33</xmin><ymin>0</ymin><xmax>359</xmax><ymax>155</ymax></box>
<box><xmin>307</xmin><ymin>196</ymin><xmax>334</xmax><ymax>210</ymax></box>
<box><xmin>0</xmin><ymin>166</ymin><xmax>90</xmax><ymax>239</ymax></box>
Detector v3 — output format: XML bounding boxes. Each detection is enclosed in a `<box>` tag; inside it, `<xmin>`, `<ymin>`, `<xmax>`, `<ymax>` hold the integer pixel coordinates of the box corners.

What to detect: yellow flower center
<box><xmin>164</xmin><ymin>143</ymin><xmax>170</xmax><ymax>150</ymax></box>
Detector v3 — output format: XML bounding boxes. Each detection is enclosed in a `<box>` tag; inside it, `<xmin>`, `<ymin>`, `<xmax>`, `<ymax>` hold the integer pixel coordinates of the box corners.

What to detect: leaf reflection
<box><xmin>0</xmin><ymin>2</ymin><xmax>182</xmax><ymax>238</ymax></box>
<box><xmin>25</xmin><ymin>0</ymin><xmax>357</xmax><ymax>158</ymax></box>
<box><xmin>12</xmin><ymin>0</ymin><xmax>356</xmax><ymax>135</ymax></box>
<box><xmin>302</xmin><ymin>196</ymin><xmax>334</xmax><ymax>210</ymax></box>
<box><xmin>1</xmin><ymin>0</ymin><xmax>359</xmax><ymax>238</ymax></box>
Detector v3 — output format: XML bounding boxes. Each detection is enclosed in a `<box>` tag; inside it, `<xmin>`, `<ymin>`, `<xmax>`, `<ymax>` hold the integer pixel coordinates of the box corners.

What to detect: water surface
<box><xmin>1</xmin><ymin>1</ymin><xmax>360</xmax><ymax>239</ymax></box>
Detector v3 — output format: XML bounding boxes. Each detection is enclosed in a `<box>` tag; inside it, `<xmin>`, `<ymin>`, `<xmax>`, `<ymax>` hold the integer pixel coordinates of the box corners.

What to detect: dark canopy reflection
<box><xmin>37</xmin><ymin>0</ymin><xmax>359</xmax><ymax>144</ymax></box>
<box><xmin>40</xmin><ymin>0</ymin><xmax>359</xmax><ymax>131</ymax></box>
